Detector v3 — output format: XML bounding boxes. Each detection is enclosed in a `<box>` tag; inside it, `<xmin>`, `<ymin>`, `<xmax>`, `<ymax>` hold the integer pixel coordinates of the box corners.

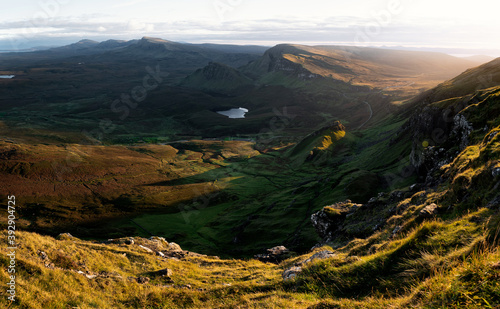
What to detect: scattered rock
<box><xmin>56</xmin><ymin>233</ymin><xmax>75</xmax><ymax>240</ymax></box>
<box><xmin>303</xmin><ymin>250</ymin><xmax>336</xmax><ymax>264</ymax></box>
<box><xmin>85</xmin><ymin>273</ymin><xmax>98</xmax><ymax>279</ymax></box>
<box><xmin>162</xmin><ymin>251</ymin><xmax>186</xmax><ymax>259</ymax></box>
<box><xmin>151</xmin><ymin>268</ymin><xmax>173</xmax><ymax>278</ymax></box>
<box><xmin>98</xmin><ymin>271</ymin><xmax>123</xmax><ymax>281</ymax></box>
<box><xmin>107</xmin><ymin>238</ymin><xmax>134</xmax><ymax>245</ymax></box>
<box><xmin>492</xmin><ymin>167</ymin><xmax>500</xmax><ymax>178</ymax></box>
<box><xmin>419</xmin><ymin>203</ymin><xmax>439</xmax><ymax>218</ymax></box>
<box><xmin>156</xmin><ymin>251</ymin><xmax>165</xmax><ymax>257</ymax></box>
<box><xmin>138</xmin><ymin>245</ymin><xmax>154</xmax><ymax>253</ymax></box>
<box><xmin>37</xmin><ymin>250</ymin><xmax>48</xmax><ymax>260</ymax></box>
<box><xmin>392</xmin><ymin>226</ymin><xmax>402</xmax><ymax>235</ymax></box>
<box><xmin>487</xmin><ymin>195</ymin><xmax>500</xmax><ymax>209</ymax></box>
<box><xmin>136</xmin><ymin>277</ymin><xmax>150</xmax><ymax>284</ymax></box>
<box><xmin>168</xmin><ymin>242</ymin><xmax>183</xmax><ymax>252</ymax></box>
<box><xmin>409</xmin><ymin>183</ymin><xmax>424</xmax><ymax>192</ymax></box>
<box><xmin>282</xmin><ymin>266</ymin><xmax>302</xmax><ymax>281</ymax></box>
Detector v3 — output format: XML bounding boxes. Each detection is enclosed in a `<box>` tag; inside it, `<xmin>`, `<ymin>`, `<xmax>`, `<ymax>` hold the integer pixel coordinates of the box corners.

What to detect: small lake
<box><xmin>217</xmin><ymin>107</ymin><xmax>249</xmax><ymax>119</ymax></box>
<box><xmin>0</xmin><ymin>75</ymin><xmax>15</xmax><ymax>79</ymax></box>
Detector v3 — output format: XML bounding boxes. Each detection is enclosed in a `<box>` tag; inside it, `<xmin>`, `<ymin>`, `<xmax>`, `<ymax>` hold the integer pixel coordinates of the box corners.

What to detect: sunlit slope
<box><xmin>411</xmin><ymin>57</ymin><xmax>500</xmax><ymax>104</ymax></box>
<box><xmin>242</xmin><ymin>44</ymin><xmax>482</xmax><ymax>96</ymax></box>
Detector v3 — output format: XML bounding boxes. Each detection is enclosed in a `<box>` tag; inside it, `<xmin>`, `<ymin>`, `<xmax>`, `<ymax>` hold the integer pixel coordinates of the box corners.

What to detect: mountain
<box><xmin>109</xmin><ymin>37</ymin><xmax>263</xmax><ymax>69</ymax></box>
<box><xmin>462</xmin><ymin>55</ymin><xmax>495</xmax><ymax>63</ymax></box>
<box><xmin>180</xmin><ymin>62</ymin><xmax>253</xmax><ymax>93</ymax></box>
<box><xmin>242</xmin><ymin>44</ymin><xmax>484</xmax><ymax>97</ymax></box>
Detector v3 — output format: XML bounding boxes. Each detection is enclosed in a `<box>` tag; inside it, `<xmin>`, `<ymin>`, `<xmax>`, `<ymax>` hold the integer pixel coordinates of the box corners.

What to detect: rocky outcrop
<box><xmin>311</xmin><ymin>200</ymin><xmax>363</xmax><ymax>243</ymax></box>
<box><xmin>105</xmin><ymin>237</ymin><xmax>209</xmax><ymax>260</ymax></box>
<box><xmin>394</xmin><ymin>94</ymin><xmax>478</xmax><ymax>185</ymax></box>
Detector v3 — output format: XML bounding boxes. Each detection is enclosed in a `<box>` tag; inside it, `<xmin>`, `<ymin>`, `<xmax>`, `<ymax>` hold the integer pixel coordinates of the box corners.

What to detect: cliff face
<box><xmin>399</xmin><ymin>89</ymin><xmax>498</xmax><ymax>184</ymax></box>
<box><xmin>313</xmin><ymin>83</ymin><xmax>500</xmax><ymax>246</ymax></box>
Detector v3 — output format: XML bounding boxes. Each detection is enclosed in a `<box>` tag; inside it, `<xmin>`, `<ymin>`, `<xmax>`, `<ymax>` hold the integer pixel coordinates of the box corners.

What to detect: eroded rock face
<box><xmin>452</xmin><ymin>114</ymin><xmax>474</xmax><ymax>151</ymax></box>
<box><xmin>396</xmin><ymin>99</ymin><xmax>475</xmax><ymax>184</ymax></box>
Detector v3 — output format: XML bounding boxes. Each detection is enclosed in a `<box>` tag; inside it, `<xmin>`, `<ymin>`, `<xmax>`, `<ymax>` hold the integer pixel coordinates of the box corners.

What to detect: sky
<box><xmin>1</xmin><ymin>0</ymin><xmax>500</xmax><ymax>55</ymax></box>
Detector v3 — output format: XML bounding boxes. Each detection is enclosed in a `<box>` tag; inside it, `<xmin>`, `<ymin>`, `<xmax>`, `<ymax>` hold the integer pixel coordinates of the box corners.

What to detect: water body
<box><xmin>0</xmin><ymin>75</ymin><xmax>15</xmax><ymax>79</ymax></box>
<box><xmin>217</xmin><ymin>107</ymin><xmax>249</xmax><ymax>119</ymax></box>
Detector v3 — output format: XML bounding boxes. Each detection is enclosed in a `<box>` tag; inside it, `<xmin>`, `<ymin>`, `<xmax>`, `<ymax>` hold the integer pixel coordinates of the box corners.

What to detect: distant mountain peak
<box><xmin>140</xmin><ymin>36</ymin><xmax>173</xmax><ymax>44</ymax></box>
<box><xmin>76</xmin><ymin>39</ymin><xmax>99</xmax><ymax>45</ymax></box>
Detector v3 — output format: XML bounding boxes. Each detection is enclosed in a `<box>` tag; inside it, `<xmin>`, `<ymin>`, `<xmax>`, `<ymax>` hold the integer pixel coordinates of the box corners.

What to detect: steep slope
<box><xmin>410</xmin><ymin>57</ymin><xmax>500</xmax><ymax>105</ymax></box>
<box><xmin>393</xmin><ymin>57</ymin><xmax>500</xmax><ymax>179</ymax></box>
<box><xmin>299</xmin><ymin>69</ymin><xmax>500</xmax><ymax>308</ymax></box>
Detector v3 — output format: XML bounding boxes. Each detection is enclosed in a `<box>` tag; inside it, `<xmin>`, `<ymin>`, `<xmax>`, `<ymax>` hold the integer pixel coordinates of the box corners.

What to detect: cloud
<box><xmin>0</xmin><ymin>15</ymin><xmax>499</xmax><ymax>52</ymax></box>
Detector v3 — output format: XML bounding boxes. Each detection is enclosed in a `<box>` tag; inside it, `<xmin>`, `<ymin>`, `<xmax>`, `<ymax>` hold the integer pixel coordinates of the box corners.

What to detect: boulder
<box><xmin>136</xmin><ymin>277</ymin><xmax>150</xmax><ymax>284</ymax></box>
<box><xmin>419</xmin><ymin>203</ymin><xmax>439</xmax><ymax>218</ymax></box>
<box><xmin>56</xmin><ymin>233</ymin><xmax>76</xmax><ymax>240</ymax></box>
<box><xmin>282</xmin><ymin>266</ymin><xmax>302</xmax><ymax>281</ymax></box>
<box><xmin>254</xmin><ymin>246</ymin><xmax>291</xmax><ymax>263</ymax></box>
<box><xmin>151</xmin><ymin>268</ymin><xmax>173</xmax><ymax>278</ymax></box>
<box><xmin>492</xmin><ymin>167</ymin><xmax>500</xmax><ymax>178</ymax></box>
<box><xmin>168</xmin><ymin>242</ymin><xmax>183</xmax><ymax>252</ymax></box>
<box><xmin>37</xmin><ymin>250</ymin><xmax>48</xmax><ymax>260</ymax></box>
<box><xmin>303</xmin><ymin>250</ymin><xmax>336</xmax><ymax>264</ymax></box>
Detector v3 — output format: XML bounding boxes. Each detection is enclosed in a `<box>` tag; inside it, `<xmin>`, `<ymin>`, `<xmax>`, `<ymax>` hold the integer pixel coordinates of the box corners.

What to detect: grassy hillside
<box><xmin>1</xmin><ymin>39</ymin><xmax>499</xmax><ymax>308</ymax></box>
<box><xmin>0</xmin><ymin>114</ymin><xmax>498</xmax><ymax>307</ymax></box>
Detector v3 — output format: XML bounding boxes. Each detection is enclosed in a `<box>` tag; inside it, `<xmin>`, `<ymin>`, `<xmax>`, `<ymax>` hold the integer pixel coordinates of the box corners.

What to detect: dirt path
<box><xmin>357</xmin><ymin>101</ymin><xmax>373</xmax><ymax>129</ymax></box>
